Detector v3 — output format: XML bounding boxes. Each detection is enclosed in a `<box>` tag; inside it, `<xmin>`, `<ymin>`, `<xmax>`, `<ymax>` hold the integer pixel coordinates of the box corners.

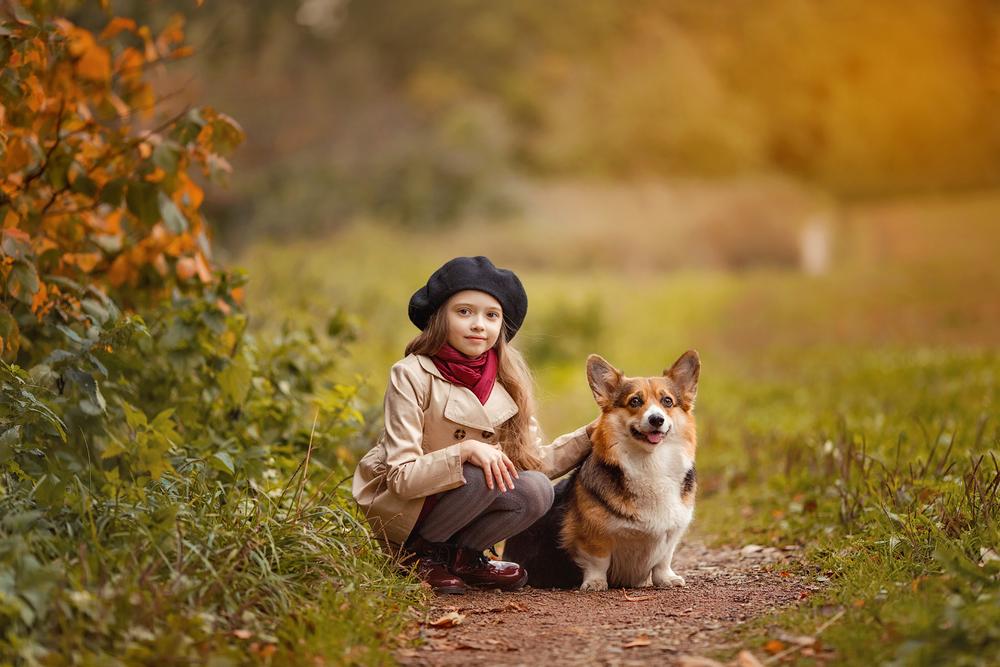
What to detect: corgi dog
<box><xmin>504</xmin><ymin>350</ymin><xmax>700</xmax><ymax>591</ymax></box>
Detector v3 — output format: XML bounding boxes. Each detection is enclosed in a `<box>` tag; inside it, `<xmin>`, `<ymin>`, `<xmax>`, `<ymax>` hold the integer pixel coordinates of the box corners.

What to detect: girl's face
<box><xmin>444</xmin><ymin>290</ymin><xmax>503</xmax><ymax>357</ymax></box>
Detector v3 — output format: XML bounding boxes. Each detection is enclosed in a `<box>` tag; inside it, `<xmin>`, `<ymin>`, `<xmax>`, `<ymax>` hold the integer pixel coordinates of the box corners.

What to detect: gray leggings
<box><xmin>416</xmin><ymin>464</ymin><xmax>554</xmax><ymax>551</ymax></box>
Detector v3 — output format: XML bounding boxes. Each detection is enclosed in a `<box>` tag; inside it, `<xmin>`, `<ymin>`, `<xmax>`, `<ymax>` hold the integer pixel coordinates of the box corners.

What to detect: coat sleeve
<box><xmin>531</xmin><ymin>415</ymin><xmax>593</xmax><ymax>479</ymax></box>
<box><xmin>382</xmin><ymin>362</ymin><xmax>467</xmax><ymax>500</ymax></box>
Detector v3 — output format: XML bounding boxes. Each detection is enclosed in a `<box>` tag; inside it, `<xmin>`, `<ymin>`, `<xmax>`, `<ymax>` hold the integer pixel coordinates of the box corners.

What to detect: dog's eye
<box><xmin>661</xmin><ymin>396</ymin><xmax>674</xmax><ymax>408</ymax></box>
<box><xmin>628</xmin><ymin>396</ymin><xmax>642</xmax><ymax>408</ymax></box>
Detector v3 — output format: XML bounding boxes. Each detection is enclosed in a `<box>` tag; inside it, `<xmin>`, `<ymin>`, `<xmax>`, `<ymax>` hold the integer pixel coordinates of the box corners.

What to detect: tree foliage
<box><xmin>1</xmin><ymin>0</ymin><xmax>243</xmax><ymax>364</ymax></box>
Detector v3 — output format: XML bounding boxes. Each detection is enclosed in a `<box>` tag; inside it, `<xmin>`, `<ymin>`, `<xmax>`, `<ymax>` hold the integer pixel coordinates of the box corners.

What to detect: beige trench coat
<box><xmin>352</xmin><ymin>354</ymin><xmax>592</xmax><ymax>547</ymax></box>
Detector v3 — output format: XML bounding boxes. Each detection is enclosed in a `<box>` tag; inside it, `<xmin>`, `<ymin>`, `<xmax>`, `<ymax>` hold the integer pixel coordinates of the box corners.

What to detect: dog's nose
<box><xmin>648</xmin><ymin>413</ymin><xmax>664</xmax><ymax>428</ymax></box>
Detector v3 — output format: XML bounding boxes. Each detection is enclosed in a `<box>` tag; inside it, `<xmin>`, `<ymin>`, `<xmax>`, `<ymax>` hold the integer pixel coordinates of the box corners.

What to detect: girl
<box><xmin>352</xmin><ymin>256</ymin><xmax>593</xmax><ymax>594</ymax></box>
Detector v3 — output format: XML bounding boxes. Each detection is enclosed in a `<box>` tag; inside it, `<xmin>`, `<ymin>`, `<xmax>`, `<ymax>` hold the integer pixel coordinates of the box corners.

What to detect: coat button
<box><xmin>453</xmin><ymin>428</ymin><xmax>466</xmax><ymax>440</ymax></box>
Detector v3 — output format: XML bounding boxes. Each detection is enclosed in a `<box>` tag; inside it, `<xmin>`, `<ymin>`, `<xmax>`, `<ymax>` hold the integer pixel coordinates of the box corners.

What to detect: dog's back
<box><xmin>503</xmin><ymin>475</ymin><xmax>582</xmax><ymax>589</ymax></box>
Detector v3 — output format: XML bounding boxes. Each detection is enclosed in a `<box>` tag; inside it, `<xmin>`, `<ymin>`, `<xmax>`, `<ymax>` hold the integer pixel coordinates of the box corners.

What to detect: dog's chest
<box><xmin>620</xmin><ymin>450</ymin><xmax>693</xmax><ymax>535</ymax></box>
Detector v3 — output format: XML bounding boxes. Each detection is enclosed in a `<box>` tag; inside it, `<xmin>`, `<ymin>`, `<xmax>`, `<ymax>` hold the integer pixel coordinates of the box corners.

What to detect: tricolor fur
<box><xmin>504</xmin><ymin>350</ymin><xmax>700</xmax><ymax>590</ymax></box>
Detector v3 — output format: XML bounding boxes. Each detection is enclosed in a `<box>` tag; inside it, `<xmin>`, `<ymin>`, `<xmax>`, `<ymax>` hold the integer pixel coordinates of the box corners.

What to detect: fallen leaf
<box><xmin>623</xmin><ymin>590</ymin><xmax>656</xmax><ymax>602</ymax></box>
<box><xmin>428</xmin><ymin>611</ymin><xmax>465</xmax><ymax>628</ymax></box>
<box><xmin>232</xmin><ymin>629</ymin><xmax>252</xmax><ymax>639</ymax></box>
<box><xmin>737</xmin><ymin>650</ymin><xmax>765</xmax><ymax>667</ymax></box>
<box><xmin>623</xmin><ymin>635</ymin><xmax>652</xmax><ymax>648</ymax></box>
<box><xmin>763</xmin><ymin>639</ymin><xmax>785</xmax><ymax>654</ymax></box>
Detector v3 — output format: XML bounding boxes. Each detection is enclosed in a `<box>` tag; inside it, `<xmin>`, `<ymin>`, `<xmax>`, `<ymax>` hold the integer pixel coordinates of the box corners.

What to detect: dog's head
<box><xmin>586</xmin><ymin>350</ymin><xmax>700</xmax><ymax>453</ymax></box>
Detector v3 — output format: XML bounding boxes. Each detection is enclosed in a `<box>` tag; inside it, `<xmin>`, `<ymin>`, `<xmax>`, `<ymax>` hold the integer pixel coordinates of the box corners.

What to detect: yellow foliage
<box><xmin>0</xmin><ymin>7</ymin><xmax>243</xmax><ymax>333</ymax></box>
<box><xmin>100</xmin><ymin>17</ymin><xmax>137</xmax><ymax>41</ymax></box>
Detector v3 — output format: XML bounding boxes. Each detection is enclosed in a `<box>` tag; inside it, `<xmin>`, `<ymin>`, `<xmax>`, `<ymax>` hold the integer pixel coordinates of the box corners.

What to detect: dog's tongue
<box><xmin>646</xmin><ymin>432</ymin><xmax>664</xmax><ymax>444</ymax></box>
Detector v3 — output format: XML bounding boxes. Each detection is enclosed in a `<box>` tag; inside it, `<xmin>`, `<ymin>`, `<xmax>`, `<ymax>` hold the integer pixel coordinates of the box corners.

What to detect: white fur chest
<box><xmin>603</xmin><ymin>444</ymin><xmax>694</xmax><ymax>587</ymax></box>
<box><xmin>618</xmin><ymin>444</ymin><xmax>694</xmax><ymax>536</ymax></box>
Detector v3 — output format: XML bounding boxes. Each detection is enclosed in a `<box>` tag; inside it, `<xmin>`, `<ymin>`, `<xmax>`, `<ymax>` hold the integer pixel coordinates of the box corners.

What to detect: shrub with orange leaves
<box><xmin>0</xmin><ymin>0</ymin><xmax>243</xmax><ymax>363</ymax></box>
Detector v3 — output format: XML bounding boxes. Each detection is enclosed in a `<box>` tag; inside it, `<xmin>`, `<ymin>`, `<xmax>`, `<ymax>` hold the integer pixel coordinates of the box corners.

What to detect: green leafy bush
<box><xmin>0</xmin><ymin>277</ymin><xmax>424</xmax><ymax>664</ymax></box>
<box><xmin>0</xmin><ymin>3</ymin><xmax>423</xmax><ymax>663</ymax></box>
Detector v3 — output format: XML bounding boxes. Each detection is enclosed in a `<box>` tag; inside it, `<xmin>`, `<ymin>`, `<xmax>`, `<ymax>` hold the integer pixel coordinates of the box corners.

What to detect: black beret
<box><xmin>408</xmin><ymin>256</ymin><xmax>528</xmax><ymax>340</ymax></box>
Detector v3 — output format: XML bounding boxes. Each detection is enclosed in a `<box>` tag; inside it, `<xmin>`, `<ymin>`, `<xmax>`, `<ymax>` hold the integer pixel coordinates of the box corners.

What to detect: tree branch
<box><xmin>19</xmin><ymin>98</ymin><xmax>66</xmax><ymax>192</ymax></box>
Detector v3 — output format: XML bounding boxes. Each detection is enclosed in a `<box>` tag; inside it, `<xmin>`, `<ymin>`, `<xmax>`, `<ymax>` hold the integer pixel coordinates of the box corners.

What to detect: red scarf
<box><xmin>431</xmin><ymin>343</ymin><xmax>498</xmax><ymax>404</ymax></box>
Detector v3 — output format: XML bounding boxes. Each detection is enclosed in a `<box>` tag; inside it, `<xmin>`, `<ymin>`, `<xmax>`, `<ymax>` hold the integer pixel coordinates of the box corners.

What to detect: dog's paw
<box><xmin>580</xmin><ymin>578</ymin><xmax>609</xmax><ymax>592</ymax></box>
<box><xmin>654</xmin><ymin>573</ymin><xmax>686</xmax><ymax>587</ymax></box>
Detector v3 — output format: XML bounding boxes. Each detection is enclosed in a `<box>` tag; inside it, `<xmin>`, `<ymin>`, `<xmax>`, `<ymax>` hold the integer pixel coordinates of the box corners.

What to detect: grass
<box><xmin>0</xmin><ymin>458</ymin><xmax>426</xmax><ymax>665</ymax></box>
<box><xmin>237</xmin><ymin>190</ymin><xmax>1000</xmax><ymax>664</ymax></box>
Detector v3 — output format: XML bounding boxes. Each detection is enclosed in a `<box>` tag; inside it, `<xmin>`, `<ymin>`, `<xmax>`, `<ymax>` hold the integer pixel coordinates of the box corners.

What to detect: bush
<box><xmin>0</xmin><ymin>3</ymin><xmax>422</xmax><ymax>663</ymax></box>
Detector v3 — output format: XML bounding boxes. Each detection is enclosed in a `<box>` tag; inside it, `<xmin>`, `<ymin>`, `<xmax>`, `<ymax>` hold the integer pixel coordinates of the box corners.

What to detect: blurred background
<box><xmin>80</xmin><ymin>0</ymin><xmax>998</xmax><ymax>444</ymax></box>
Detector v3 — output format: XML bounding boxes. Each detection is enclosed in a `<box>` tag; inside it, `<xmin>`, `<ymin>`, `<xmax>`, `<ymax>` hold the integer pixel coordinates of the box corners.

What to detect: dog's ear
<box><xmin>587</xmin><ymin>354</ymin><xmax>623</xmax><ymax>409</ymax></box>
<box><xmin>664</xmin><ymin>349</ymin><xmax>700</xmax><ymax>409</ymax></box>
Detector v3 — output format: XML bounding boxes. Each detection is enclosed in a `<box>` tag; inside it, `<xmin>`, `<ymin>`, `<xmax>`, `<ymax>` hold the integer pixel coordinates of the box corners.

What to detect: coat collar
<box><xmin>415</xmin><ymin>354</ymin><xmax>518</xmax><ymax>432</ymax></box>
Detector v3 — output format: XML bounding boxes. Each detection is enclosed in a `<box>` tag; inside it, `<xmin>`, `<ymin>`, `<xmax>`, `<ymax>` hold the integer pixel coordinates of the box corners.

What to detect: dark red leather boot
<box><xmin>449</xmin><ymin>547</ymin><xmax>528</xmax><ymax>591</ymax></box>
<box><xmin>404</xmin><ymin>536</ymin><xmax>466</xmax><ymax>595</ymax></box>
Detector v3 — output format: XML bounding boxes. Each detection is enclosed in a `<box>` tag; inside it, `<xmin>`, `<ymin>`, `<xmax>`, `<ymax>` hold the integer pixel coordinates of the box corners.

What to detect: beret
<box><xmin>408</xmin><ymin>256</ymin><xmax>528</xmax><ymax>340</ymax></box>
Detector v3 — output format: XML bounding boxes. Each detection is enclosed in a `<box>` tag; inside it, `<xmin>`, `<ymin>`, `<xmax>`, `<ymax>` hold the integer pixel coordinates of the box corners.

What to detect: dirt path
<box><xmin>397</xmin><ymin>542</ymin><xmax>817</xmax><ymax>666</ymax></box>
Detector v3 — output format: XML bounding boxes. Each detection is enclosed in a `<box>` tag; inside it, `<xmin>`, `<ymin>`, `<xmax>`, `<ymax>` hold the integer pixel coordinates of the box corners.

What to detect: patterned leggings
<box><xmin>415</xmin><ymin>463</ymin><xmax>554</xmax><ymax>551</ymax></box>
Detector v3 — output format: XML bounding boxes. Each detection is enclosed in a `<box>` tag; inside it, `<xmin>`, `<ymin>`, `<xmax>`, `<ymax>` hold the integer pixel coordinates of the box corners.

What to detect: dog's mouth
<box><xmin>630</xmin><ymin>425</ymin><xmax>669</xmax><ymax>445</ymax></box>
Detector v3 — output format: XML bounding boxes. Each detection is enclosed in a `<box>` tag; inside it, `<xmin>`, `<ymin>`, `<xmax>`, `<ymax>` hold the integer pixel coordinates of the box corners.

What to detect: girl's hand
<box><xmin>460</xmin><ymin>441</ymin><xmax>519</xmax><ymax>492</ymax></box>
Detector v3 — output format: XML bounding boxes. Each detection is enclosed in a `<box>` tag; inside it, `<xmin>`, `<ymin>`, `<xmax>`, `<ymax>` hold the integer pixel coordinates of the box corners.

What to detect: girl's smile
<box><xmin>445</xmin><ymin>290</ymin><xmax>504</xmax><ymax>357</ymax></box>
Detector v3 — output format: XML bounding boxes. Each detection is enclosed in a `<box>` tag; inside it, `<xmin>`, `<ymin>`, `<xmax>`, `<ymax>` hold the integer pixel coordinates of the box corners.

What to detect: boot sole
<box><xmin>465</xmin><ymin>569</ymin><xmax>529</xmax><ymax>592</ymax></box>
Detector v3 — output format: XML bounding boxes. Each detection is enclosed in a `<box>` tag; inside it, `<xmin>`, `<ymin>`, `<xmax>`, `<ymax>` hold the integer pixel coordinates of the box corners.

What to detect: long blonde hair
<box><xmin>405</xmin><ymin>306</ymin><xmax>542</xmax><ymax>471</ymax></box>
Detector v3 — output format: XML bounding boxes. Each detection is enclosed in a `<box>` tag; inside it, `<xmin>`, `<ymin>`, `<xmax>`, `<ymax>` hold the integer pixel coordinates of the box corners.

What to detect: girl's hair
<box><xmin>404</xmin><ymin>306</ymin><xmax>543</xmax><ymax>471</ymax></box>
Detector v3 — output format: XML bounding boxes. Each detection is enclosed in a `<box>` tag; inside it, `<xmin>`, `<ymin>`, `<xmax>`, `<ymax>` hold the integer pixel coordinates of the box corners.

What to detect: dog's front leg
<box><xmin>651</xmin><ymin>525</ymin><xmax>688</xmax><ymax>587</ymax></box>
<box><xmin>575</xmin><ymin>548</ymin><xmax>611</xmax><ymax>591</ymax></box>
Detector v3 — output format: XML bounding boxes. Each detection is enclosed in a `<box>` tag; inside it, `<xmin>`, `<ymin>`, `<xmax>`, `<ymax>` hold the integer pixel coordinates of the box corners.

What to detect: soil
<box><xmin>396</xmin><ymin>541</ymin><xmax>817</xmax><ymax>667</ymax></box>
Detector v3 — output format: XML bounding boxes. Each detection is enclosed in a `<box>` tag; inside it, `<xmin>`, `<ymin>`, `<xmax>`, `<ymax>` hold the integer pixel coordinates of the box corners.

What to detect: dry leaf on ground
<box><xmin>428</xmin><ymin>611</ymin><xmax>465</xmax><ymax>628</ymax></box>
<box><xmin>622</xmin><ymin>635</ymin><xmax>652</xmax><ymax>648</ymax></box>
<box><xmin>623</xmin><ymin>590</ymin><xmax>656</xmax><ymax>602</ymax></box>
<box><xmin>763</xmin><ymin>639</ymin><xmax>785</xmax><ymax>654</ymax></box>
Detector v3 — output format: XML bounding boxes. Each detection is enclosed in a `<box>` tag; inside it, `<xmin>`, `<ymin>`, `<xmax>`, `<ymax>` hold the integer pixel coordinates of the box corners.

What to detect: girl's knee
<box><xmin>516</xmin><ymin>471</ymin><xmax>554</xmax><ymax>516</ymax></box>
<box><xmin>460</xmin><ymin>463</ymin><xmax>501</xmax><ymax>499</ymax></box>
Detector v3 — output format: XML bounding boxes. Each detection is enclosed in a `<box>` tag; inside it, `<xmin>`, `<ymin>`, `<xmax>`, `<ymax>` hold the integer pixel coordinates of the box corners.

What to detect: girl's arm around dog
<box><xmin>529</xmin><ymin>416</ymin><xmax>595</xmax><ymax>479</ymax></box>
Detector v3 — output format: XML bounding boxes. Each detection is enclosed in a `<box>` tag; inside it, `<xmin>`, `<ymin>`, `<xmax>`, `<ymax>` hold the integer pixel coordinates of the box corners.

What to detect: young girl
<box><xmin>352</xmin><ymin>256</ymin><xmax>593</xmax><ymax>594</ymax></box>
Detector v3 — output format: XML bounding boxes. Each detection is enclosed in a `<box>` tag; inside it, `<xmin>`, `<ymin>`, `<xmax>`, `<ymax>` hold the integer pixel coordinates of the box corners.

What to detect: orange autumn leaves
<box><xmin>0</xmin><ymin>5</ymin><xmax>243</xmax><ymax>360</ymax></box>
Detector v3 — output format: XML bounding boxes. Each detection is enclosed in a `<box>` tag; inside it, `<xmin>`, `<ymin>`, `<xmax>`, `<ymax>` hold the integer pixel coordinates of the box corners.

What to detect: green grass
<box><xmin>237</xmin><ymin>208</ymin><xmax>999</xmax><ymax>664</ymax></box>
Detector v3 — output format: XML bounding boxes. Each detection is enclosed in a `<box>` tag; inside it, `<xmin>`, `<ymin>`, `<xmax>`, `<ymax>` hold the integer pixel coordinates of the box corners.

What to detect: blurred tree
<box><xmin>82</xmin><ymin>0</ymin><xmax>1000</xmax><ymax>241</ymax></box>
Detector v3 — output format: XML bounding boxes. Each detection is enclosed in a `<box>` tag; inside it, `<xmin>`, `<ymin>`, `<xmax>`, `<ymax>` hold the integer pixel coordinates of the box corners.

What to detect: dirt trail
<box><xmin>397</xmin><ymin>542</ymin><xmax>817</xmax><ymax>666</ymax></box>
